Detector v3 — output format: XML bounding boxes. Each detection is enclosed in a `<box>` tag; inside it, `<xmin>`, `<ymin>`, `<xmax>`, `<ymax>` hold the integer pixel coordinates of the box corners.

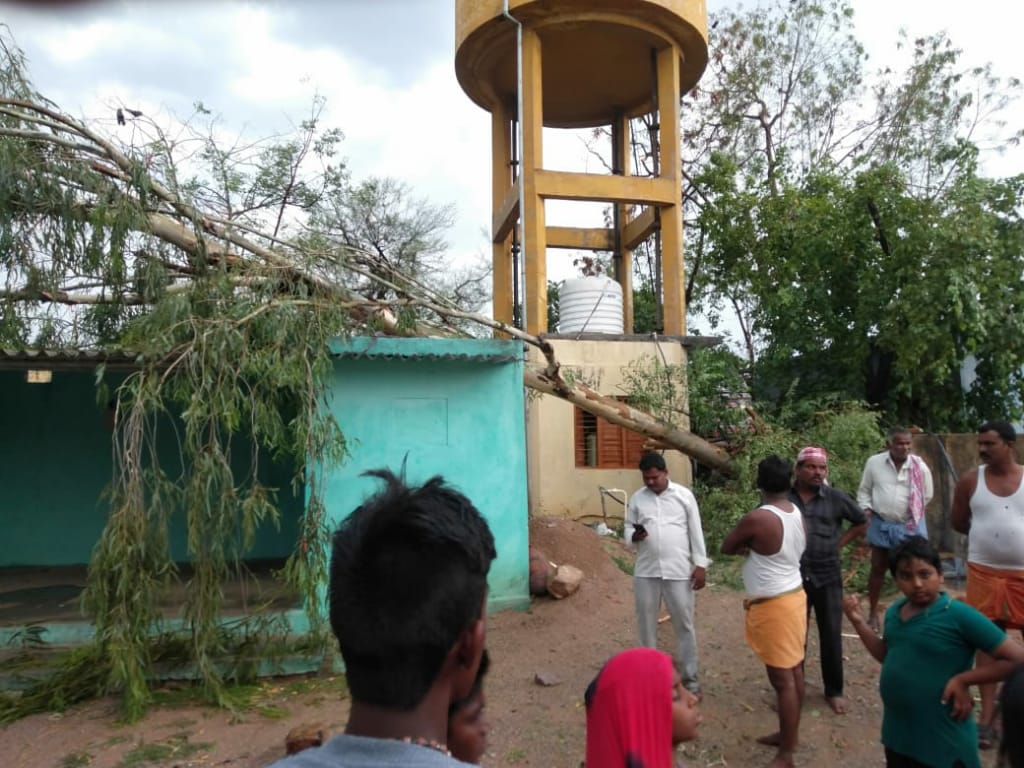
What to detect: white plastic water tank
<box><xmin>557</xmin><ymin>276</ymin><xmax>624</xmax><ymax>334</ymax></box>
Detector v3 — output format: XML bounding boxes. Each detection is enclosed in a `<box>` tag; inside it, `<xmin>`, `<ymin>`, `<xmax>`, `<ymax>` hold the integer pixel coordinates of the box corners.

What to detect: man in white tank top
<box><xmin>722</xmin><ymin>456</ymin><xmax>807</xmax><ymax>768</ymax></box>
<box><xmin>951</xmin><ymin>419</ymin><xmax>1024</xmax><ymax>750</ymax></box>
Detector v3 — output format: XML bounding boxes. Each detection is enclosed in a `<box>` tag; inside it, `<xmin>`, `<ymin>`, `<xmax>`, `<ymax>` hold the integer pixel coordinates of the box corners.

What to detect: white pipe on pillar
<box><xmin>502</xmin><ymin>0</ymin><xmax>528</xmax><ymax>332</ymax></box>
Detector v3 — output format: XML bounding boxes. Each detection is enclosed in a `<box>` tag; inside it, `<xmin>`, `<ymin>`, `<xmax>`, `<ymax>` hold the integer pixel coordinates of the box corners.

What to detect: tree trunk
<box><xmin>524</xmin><ymin>367</ymin><xmax>732</xmax><ymax>472</ymax></box>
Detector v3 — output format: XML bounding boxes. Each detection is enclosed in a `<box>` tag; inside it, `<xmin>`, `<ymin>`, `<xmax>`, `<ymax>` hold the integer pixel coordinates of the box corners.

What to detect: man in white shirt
<box><xmin>626</xmin><ymin>452</ymin><xmax>708</xmax><ymax>696</ymax></box>
<box><xmin>857</xmin><ymin>427</ymin><xmax>934</xmax><ymax>632</ymax></box>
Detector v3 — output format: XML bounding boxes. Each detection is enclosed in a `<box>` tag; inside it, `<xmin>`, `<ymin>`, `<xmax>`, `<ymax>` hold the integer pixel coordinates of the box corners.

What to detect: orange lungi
<box><xmin>744</xmin><ymin>587</ymin><xmax>807</xmax><ymax>669</ymax></box>
<box><xmin>966</xmin><ymin>561</ymin><xmax>1024</xmax><ymax>630</ymax></box>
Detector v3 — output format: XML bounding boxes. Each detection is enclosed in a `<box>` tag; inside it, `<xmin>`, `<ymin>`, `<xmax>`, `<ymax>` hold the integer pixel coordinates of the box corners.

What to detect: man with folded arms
<box><xmin>790</xmin><ymin>446</ymin><xmax>867</xmax><ymax>715</ymax></box>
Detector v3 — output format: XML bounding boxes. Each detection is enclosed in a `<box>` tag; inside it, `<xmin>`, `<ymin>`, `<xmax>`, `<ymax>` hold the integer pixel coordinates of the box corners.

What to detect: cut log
<box><xmin>547</xmin><ymin>564</ymin><xmax>584</xmax><ymax>599</ymax></box>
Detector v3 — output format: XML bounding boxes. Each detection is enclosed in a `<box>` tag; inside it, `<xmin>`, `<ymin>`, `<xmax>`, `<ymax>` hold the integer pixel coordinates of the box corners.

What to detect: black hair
<box><xmin>999</xmin><ymin>664</ymin><xmax>1024</xmax><ymax>768</ymax></box>
<box><xmin>979</xmin><ymin>420</ymin><xmax>1016</xmax><ymax>444</ymax></box>
<box><xmin>584</xmin><ymin>672</ymin><xmax>599</xmax><ymax>711</ymax></box>
<box><xmin>328</xmin><ymin>468</ymin><xmax>496</xmax><ymax>711</ymax></box>
<box><xmin>757</xmin><ymin>455</ymin><xmax>792</xmax><ymax>493</ymax></box>
<box><xmin>450</xmin><ymin>649</ymin><xmax>490</xmax><ymax>714</ymax></box>
<box><xmin>638</xmin><ymin>452</ymin><xmax>667</xmax><ymax>472</ymax></box>
<box><xmin>887</xmin><ymin>536</ymin><xmax>941</xmax><ymax>577</ymax></box>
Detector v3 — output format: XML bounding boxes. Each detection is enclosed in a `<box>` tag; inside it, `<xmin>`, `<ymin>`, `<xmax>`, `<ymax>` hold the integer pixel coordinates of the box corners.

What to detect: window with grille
<box><xmin>573</xmin><ymin>403</ymin><xmax>647</xmax><ymax>468</ymax></box>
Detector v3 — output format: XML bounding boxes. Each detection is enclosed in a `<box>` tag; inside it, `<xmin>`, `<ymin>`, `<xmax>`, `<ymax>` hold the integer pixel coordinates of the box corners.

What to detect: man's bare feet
<box><xmin>827</xmin><ymin>695</ymin><xmax>848</xmax><ymax>714</ymax></box>
<box><xmin>867</xmin><ymin>611</ymin><xmax>881</xmax><ymax>633</ymax></box>
<box><xmin>756</xmin><ymin>732</ymin><xmax>782</xmax><ymax>746</ymax></box>
<box><xmin>767</xmin><ymin>750</ymin><xmax>796</xmax><ymax>768</ymax></box>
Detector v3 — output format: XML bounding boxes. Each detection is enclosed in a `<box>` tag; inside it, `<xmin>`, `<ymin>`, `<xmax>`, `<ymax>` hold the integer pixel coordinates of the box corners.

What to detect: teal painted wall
<box><xmin>0</xmin><ymin>337</ymin><xmax>528</xmax><ymax>650</ymax></box>
<box><xmin>0</xmin><ymin>370</ymin><xmax>301</xmax><ymax>567</ymax></box>
<box><xmin>323</xmin><ymin>338</ymin><xmax>529</xmax><ymax>612</ymax></box>
<box><xmin>0</xmin><ymin>371</ymin><xmax>113</xmax><ymax>566</ymax></box>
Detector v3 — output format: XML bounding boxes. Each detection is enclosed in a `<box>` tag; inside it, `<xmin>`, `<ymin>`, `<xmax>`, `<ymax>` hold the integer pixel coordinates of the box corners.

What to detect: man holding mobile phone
<box><xmin>626</xmin><ymin>452</ymin><xmax>708</xmax><ymax>697</ymax></box>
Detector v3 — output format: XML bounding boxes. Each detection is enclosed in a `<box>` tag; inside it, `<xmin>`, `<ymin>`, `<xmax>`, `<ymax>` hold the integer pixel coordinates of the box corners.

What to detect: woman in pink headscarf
<box><xmin>585</xmin><ymin>648</ymin><xmax>702</xmax><ymax>768</ymax></box>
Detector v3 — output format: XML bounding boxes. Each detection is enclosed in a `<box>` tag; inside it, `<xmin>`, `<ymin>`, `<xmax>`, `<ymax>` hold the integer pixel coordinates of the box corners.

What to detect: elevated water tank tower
<box><xmin>455</xmin><ymin>0</ymin><xmax>708</xmax><ymax>336</ymax></box>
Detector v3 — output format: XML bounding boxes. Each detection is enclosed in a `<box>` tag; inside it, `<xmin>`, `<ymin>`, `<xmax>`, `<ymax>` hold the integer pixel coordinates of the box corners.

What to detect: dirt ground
<box><xmin>3</xmin><ymin>517</ymin><xmax>1004</xmax><ymax>768</ymax></box>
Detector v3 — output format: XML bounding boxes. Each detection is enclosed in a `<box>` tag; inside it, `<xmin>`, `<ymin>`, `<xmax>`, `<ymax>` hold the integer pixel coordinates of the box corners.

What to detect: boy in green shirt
<box><xmin>843</xmin><ymin>537</ymin><xmax>1024</xmax><ymax>767</ymax></box>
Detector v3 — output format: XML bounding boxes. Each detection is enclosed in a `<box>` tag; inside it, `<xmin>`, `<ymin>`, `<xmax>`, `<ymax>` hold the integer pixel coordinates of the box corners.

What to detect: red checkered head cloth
<box><xmin>797</xmin><ymin>446</ymin><xmax>828</xmax><ymax>464</ymax></box>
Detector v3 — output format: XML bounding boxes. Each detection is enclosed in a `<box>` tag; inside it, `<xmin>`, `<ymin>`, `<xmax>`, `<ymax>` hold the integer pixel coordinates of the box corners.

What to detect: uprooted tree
<box><xmin>0</xmin><ymin>33</ymin><xmax>728</xmax><ymax>719</ymax></box>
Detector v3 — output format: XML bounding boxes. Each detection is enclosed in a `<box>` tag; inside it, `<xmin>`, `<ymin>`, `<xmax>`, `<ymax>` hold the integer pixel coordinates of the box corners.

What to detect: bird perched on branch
<box><xmin>116</xmin><ymin>107</ymin><xmax>143</xmax><ymax>126</ymax></box>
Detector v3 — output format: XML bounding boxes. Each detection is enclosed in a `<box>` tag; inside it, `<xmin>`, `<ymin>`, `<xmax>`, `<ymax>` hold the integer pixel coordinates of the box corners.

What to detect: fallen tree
<box><xmin>348</xmin><ymin>297</ymin><xmax>732</xmax><ymax>472</ymax></box>
<box><xmin>0</xmin><ymin>32</ymin><xmax>728</xmax><ymax>719</ymax></box>
<box><xmin>0</xmin><ymin>53</ymin><xmax>732</xmax><ymax>470</ymax></box>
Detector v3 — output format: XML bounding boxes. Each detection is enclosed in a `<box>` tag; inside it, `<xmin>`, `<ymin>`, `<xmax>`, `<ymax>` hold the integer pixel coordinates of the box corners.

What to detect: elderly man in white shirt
<box><xmin>625</xmin><ymin>452</ymin><xmax>708</xmax><ymax>696</ymax></box>
<box><xmin>856</xmin><ymin>427</ymin><xmax>934</xmax><ymax>632</ymax></box>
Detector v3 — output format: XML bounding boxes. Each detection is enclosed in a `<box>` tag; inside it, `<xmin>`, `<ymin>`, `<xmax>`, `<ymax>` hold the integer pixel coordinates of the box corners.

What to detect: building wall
<box><xmin>0</xmin><ymin>338</ymin><xmax>528</xmax><ymax>645</ymax></box>
<box><xmin>0</xmin><ymin>369</ymin><xmax>300</xmax><ymax>567</ymax></box>
<box><xmin>525</xmin><ymin>338</ymin><xmax>692</xmax><ymax>522</ymax></box>
<box><xmin>322</xmin><ymin>337</ymin><xmax>530</xmax><ymax>612</ymax></box>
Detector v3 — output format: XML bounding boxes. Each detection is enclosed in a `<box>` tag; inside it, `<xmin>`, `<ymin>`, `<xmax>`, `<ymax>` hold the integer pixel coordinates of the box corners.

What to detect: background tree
<box><xmin>312</xmin><ymin>176</ymin><xmax>491</xmax><ymax>323</ymax></box>
<box><xmin>579</xmin><ymin>0</ymin><xmax>1023</xmax><ymax>438</ymax></box>
<box><xmin>683</xmin><ymin>0</ymin><xmax>1024</xmax><ymax>430</ymax></box>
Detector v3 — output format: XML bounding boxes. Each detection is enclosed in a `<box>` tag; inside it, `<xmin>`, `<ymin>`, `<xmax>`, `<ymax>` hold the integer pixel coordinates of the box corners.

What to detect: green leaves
<box><xmin>0</xmin><ymin>31</ymin><xmax>360</xmax><ymax>718</ymax></box>
<box><xmin>681</xmin><ymin>0</ymin><xmax>1024</xmax><ymax>431</ymax></box>
<box><xmin>695</xmin><ymin>401</ymin><xmax>881</xmax><ymax>553</ymax></box>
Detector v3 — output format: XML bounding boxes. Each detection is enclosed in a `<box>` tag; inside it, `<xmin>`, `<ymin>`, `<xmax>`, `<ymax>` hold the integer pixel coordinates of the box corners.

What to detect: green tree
<box><xmin>684</xmin><ymin>0</ymin><xmax>1024</xmax><ymax>430</ymax></box>
<box><xmin>312</xmin><ymin>176</ymin><xmax>490</xmax><ymax>320</ymax></box>
<box><xmin>0</xmin><ymin>31</ymin><xmax>491</xmax><ymax>718</ymax></box>
<box><xmin>0</xmin><ymin>44</ymin><xmax>356</xmax><ymax>714</ymax></box>
<box><xmin>546</xmin><ymin>279</ymin><xmax>561</xmax><ymax>330</ymax></box>
<box><xmin>695</xmin><ymin>401</ymin><xmax>882</xmax><ymax>553</ymax></box>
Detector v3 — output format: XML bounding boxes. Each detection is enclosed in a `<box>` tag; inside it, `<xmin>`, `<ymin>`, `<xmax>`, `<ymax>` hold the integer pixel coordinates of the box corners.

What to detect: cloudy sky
<box><xmin>2</xmin><ymin>0</ymin><xmax>1021</xmax><ymax>294</ymax></box>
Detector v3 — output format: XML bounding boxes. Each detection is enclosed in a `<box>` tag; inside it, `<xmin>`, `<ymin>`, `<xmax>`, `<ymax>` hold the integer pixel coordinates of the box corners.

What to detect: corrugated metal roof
<box><xmin>0</xmin><ymin>348</ymin><xmax>143</xmax><ymax>370</ymax></box>
<box><xmin>1</xmin><ymin>338</ymin><xmax>526</xmax><ymax>369</ymax></box>
<box><xmin>329</xmin><ymin>336</ymin><xmax>524</xmax><ymax>362</ymax></box>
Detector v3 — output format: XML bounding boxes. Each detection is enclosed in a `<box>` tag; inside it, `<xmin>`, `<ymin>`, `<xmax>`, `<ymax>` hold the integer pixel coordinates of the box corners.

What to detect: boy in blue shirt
<box><xmin>843</xmin><ymin>537</ymin><xmax>1024</xmax><ymax>768</ymax></box>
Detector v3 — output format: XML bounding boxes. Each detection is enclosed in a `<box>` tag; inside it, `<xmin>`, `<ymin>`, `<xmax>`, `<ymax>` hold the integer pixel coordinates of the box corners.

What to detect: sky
<box><xmin>1</xmin><ymin>0</ymin><xmax>1021</xmax><ymax>323</ymax></box>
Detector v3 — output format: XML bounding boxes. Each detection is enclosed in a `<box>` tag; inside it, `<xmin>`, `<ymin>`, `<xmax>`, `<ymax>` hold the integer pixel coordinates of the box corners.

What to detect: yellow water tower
<box><xmin>455</xmin><ymin>0</ymin><xmax>708</xmax><ymax>336</ymax></box>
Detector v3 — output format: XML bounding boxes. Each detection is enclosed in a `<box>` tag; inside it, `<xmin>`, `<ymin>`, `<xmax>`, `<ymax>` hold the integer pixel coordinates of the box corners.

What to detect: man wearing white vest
<box><xmin>723</xmin><ymin>456</ymin><xmax>807</xmax><ymax>768</ymax></box>
<box><xmin>952</xmin><ymin>420</ymin><xmax>1024</xmax><ymax>750</ymax></box>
